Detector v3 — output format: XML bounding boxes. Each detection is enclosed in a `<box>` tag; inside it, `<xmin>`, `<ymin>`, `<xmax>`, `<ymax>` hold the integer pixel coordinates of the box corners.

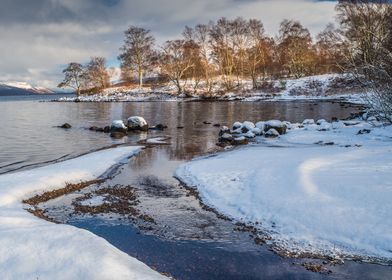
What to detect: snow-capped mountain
<box><xmin>0</xmin><ymin>82</ymin><xmax>55</xmax><ymax>95</ymax></box>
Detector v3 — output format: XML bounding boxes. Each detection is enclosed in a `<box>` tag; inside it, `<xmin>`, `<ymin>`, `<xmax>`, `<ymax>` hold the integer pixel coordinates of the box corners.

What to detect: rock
<box><xmin>255</xmin><ymin>121</ymin><xmax>265</xmax><ymax>131</ymax></box>
<box><xmin>265</xmin><ymin>128</ymin><xmax>280</xmax><ymax>138</ymax></box>
<box><xmin>219</xmin><ymin>126</ymin><xmax>230</xmax><ymax>136</ymax></box>
<box><xmin>243</xmin><ymin>121</ymin><xmax>255</xmax><ymax>130</ymax></box>
<box><xmin>264</xmin><ymin>120</ymin><xmax>287</xmax><ymax>135</ymax></box>
<box><xmin>203</xmin><ymin>121</ymin><xmax>212</xmax><ymax>125</ymax></box>
<box><xmin>127</xmin><ymin>116</ymin><xmax>149</xmax><ymax>131</ymax></box>
<box><xmin>241</xmin><ymin>126</ymin><xmax>250</xmax><ymax>133</ymax></box>
<box><xmin>213</xmin><ymin>123</ymin><xmax>221</xmax><ymax>127</ymax></box>
<box><xmin>89</xmin><ymin>126</ymin><xmax>98</xmax><ymax>131</ymax></box>
<box><xmin>332</xmin><ymin>121</ymin><xmax>345</xmax><ymax>130</ymax></box>
<box><xmin>103</xmin><ymin>126</ymin><xmax>111</xmax><ymax>133</ymax></box>
<box><xmin>233</xmin><ymin>122</ymin><xmax>242</xmax><ymax>130</ymax></box>
<box><xmin>243</xmin><ymin>131</ymin><xmax>256</xmax><ymax>138</ymax></box>
<box><xmin>110</xmin><ymin>131</ymin><xmax>127</xmax><ymax>139</ymax></box>
<box><xmin>316</xmin><ymin>119</ymin><xmax>327</xmax><ymax>125</ymax></box>
<box><xmin>232</xmin><ymin>136</ymin><xmax>249</xmax><ymax>145</ymax></box>
<box><xmin>251</xmin><ymin>127</ymin><xmax>263</xmax><ymax>136</ymax></box>
<box><xmin>111</xmin><ymin>120</ymin><xmax>128</xmax><ymax>134</ymax></box>
<box><xmin>358</xmin><ymin>129</ymin><xmax>371</xmax><ymax>135</ymax></box>
<box><xmin>317</xmin><ymin>122</ymin><xmax>331</xmax><ymax>131</ymax></box>
<box><xmin>302</xmin><ymin>119</ymin><xmax>315</xmax><ymax>125</ymax></box>
<box><xmin>283</xmin><ymin>121</ymin><xmax>292</xmax><ymax>130</ymax></box>
<box><xmin>60</xmin><ymin>123</ymin><xmax>72</xmax><ymax>129</ymax></box>
<box><xmin>96</xmin><ymin>127</ymin><xmax>104</xmax><ymax>132</ymax></box>
<box><xmin>367</xmin><ymin>116</ymin><xmax>377</xmax><ymax>122</ymax></box>
<box><xmin>219</xmin><ymin>133</ymin><xmax>234</xmax><ymax>142</ymax></box>
<box><xmin>177</xmin><ymin>126</ymin><xmax>184</xmax><ymax>129</ymax></box>
<box><xmin>150</xmin><ymin>124</ymin><xmax>167</xmax><ymax>130</ymax></box>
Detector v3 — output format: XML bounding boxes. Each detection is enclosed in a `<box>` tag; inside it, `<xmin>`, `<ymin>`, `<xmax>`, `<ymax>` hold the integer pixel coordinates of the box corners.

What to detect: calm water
<box><xmin>0</xmin><ymin>96</ymin><xmax>360</xmax><ymax>174</ymax></box>
<box><xmin>3</xmin><ymin>96</ymin><xmax>388</xmax><ymax>280</ymax></box>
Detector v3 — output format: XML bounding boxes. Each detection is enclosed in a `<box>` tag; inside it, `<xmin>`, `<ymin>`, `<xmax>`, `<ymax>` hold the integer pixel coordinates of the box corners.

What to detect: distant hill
<box><xmin>0</xmin><ymin>82</ymin><xmax>55</xmax><ymax>96</ymax></box>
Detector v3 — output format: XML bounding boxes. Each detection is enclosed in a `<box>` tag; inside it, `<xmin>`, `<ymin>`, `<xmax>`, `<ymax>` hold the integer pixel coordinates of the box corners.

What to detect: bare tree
<box><xmin>85</xmin><ymin>57</ymin><xmax>110</xmax><ymax>91</ymax></box>
<box><xmin>183</xmin><ymin>23</ymin><xmax>216</xmax><ymax>94</ymax></box>
<box><xmin>277</xmin><ymin>19</ymin><xmax>316</xmax><ymax>78</ymax></box>
<box><xmin>159</xmin><ymin>40</ymin><xmax>196</xmax><ymax>94</ymax></box>
<box><xmin>210</xmin><ymin>18</ymin><xmax>237</xmax><ymax>90</ymax></box>
<box><xmin>336</xmin><ymin>0</ymin><xmax>392</xmax><ymax>122</ymax></box>
<box><xmin>315</xmin><ymin>23</ymin><xmax>346</xmax><ymax>74</ymax></box>
<box><xmin>118</xmin><ymin>26</ymin><xmax>156</xmax><ymax>88</ymax></box>
<box><xmin>58</xmin><ymin>62</ymin><xmax>85</xmax><ymax>96</ymax></box>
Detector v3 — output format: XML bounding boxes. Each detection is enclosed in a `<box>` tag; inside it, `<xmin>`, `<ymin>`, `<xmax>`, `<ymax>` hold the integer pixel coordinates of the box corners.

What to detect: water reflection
<box><xmin>0</xmin><ymin>99</ymin><xmax>362</xmax><ymax>173</ymax></box>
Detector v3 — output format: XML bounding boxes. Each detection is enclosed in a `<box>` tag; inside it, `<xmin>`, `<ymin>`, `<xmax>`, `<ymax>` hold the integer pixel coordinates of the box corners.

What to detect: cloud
<box><xmin>0</xmin><ymin>0</ymin><xmax>337</xmax><ymax>88</ymax></box>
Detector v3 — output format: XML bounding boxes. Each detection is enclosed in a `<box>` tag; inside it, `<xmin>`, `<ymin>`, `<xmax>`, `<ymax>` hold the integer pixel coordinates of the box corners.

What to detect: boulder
<box><xmin>265</xmin><ymin>128</ymin><xmax>280</xmax><ymax>138</ymax></box>
<box><xmin>127</xmin><ymin>116</ymin><xmax>149</xmax><ymax>131</ymax></box>
<box><xmin>251</xmin><ymin>127</ymin><xmax>263</xmax><ymax>136</ymax></box>
<box><xmin>316</xmin><ymin>119</ymin><xmax>327</xmax><ymax>125</ymax></box>
<box><xmin>264</xmin><ymin>120</ymin><xmax>287</xmax><ymax>135</ymax></box>
<box><xmin>317</xmin><ymin>122</ymin><xmax>331</xmax><ymax>131</ymax></box>
<box><xmin>233</xmin><ymin>122</ymin><xmax>242</xmax><ymax>130</ymax></box>
<box><xmin>111</xmin><ymin>120</ymin><xmax>128</xmax><ymax>134</ymax></box>
<box><xmin>255</xmin><ymin>121</ymin><xmax>265</xmax><ymax>131</ymax></box>
<box><xmin>243</xmin><ymin>121</ymin><xmax>255</xmax><ymax>130</ymax></box>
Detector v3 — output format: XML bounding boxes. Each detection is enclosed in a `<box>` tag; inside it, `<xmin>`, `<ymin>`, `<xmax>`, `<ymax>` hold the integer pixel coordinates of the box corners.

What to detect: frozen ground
<box><xmin>55</xmin><ymin>74</ymin><xmax>366</xmax><ymax>103</ymax></box>
<box><xmin>175</xmin><ymin>117</ymin><xmax>392</xmax><ymax>263</ymax></box>
<box><xmin>0</xmin><ymin>146</ymin><xmax>166</xmax><ymax>280</ymax></box>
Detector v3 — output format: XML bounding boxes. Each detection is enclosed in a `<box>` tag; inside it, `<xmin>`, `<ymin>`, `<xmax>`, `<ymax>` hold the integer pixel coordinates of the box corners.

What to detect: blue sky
<box><xmin>0</xmin><ymin>0</ymin><xmax>338</xmax><ymax>88</ymax></box>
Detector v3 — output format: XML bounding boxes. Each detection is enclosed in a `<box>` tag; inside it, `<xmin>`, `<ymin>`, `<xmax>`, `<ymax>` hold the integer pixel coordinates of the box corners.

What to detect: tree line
<box><xmin>58</xmin><ymin>0</ymin><xmax>392</xmax><ymax>110</ymax></box>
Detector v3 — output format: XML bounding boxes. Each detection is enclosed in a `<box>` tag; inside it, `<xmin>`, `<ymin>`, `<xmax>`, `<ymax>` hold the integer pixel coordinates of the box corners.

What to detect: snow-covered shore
<box><xmin>54</xmin><ymin>74</ymin><xmax>366</xmax><ymax>103</ymax></box>
<box><xmin>0</xmin><ymin>146</ymin><xmax>166</xmax><ymax>280</ymax></box>
<box><xmin>175</xmin><ymin>117</ymin><xmax>392</xmax><ymax>263</ymax></box>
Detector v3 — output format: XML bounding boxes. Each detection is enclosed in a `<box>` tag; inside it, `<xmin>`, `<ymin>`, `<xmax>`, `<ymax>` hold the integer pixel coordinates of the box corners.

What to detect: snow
<box><xmin>54</xmin><ymin>74</ymin><xmax>366</xmax><ymax>104</ymax></box>
<box><xmin>265</xmin><ymin>120</ymin><xmax>284</xmax><ymax>128</ymax></box>
<box><xmin>175</xmin><ymin>119</ymin><xmax>392</xmax><ymax>263</ymax></box>
<box><xmin>0</xmin><ymin>146</ymin><xmax>166</xmax><ymax>279</ymax></box>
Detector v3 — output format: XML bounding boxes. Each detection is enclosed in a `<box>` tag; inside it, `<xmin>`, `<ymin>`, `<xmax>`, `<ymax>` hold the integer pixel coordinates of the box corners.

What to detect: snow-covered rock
<box><xmin>110</xmin><ymin>120</ymin><xmax>128</xmax><ymax>137</ymax></box>
<box><xmin>127</xmin><ymin>116</ymin><xmax>148</xmax><ymax>131</ymax></box>
<box><xmin>265</xmin><ymin>128</ymin><xmax>280</xmax><ymax>138</ymax></box>
<box><xmin>233</xmin><ymin>122</ymin><xmax>242</xmax><ymax>130</ymax></box>
<box><xmin>302</xmin><ymin>119</ymin><xmax>315</xmax><ymax>125</ymax></box>
<box><xmin>264</xmin><ymin>120</ymin><xmax>287</xmax><ymax>135</ymax></box>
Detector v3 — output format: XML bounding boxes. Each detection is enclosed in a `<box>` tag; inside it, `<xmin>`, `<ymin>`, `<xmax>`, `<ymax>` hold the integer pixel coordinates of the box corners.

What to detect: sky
<box><xmin>0</xmin><ymin>0</ymin><xmax>338</xmax><ymax>89</ymax></box>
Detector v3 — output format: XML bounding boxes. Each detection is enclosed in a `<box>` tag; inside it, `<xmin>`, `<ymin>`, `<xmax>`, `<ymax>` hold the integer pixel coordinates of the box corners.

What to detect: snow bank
<box><xmin>175</xmin><ymin>120</ymin><xmax>392</xmax><ymax>262</ymax></box>
<box><xmin>0</xmin><ymin>146</ymin><xmax>166</xmax><ymax>280</ymax></box>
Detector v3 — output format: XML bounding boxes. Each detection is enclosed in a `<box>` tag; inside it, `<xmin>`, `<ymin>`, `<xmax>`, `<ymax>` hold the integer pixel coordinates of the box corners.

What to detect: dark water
<box><xmin>3</xmin><ymin>96</ymin><xmax>388</xmax><ymax>279</ymax></box>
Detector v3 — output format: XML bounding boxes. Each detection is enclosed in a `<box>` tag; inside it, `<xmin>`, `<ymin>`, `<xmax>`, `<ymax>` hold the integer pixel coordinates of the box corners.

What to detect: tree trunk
<box><xmin>138</xmin><ymin>67</ymin><xmax>143</xmax><ymax>88</ymax></box>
